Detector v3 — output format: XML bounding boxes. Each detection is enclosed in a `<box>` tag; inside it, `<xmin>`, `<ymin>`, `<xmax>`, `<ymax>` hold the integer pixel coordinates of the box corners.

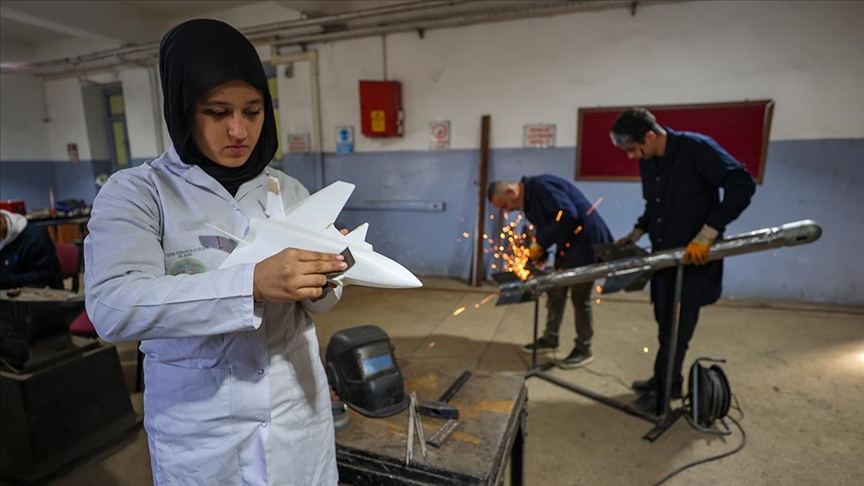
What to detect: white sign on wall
<box><xmin>287</xmin><ymin>133</ymin><xmax>311</xmax><ymax>153</ymax></box>
<box><xmin>429</xmin><ymin>120</ymin><xmax>451</xmax><ymax>151</ymax></box>
<box><xmin>523</xmin><ymin>124</ymin><xmax>556</xmax><ymax>148</ymax></box>
<box><xmin>336</xmin><ymin>126</ymin><xmax>354</xmax><ymax>154</ymax></box>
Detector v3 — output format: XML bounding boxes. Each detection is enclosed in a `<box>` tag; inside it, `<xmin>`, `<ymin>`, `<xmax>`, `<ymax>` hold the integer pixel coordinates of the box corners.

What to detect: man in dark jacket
<box><xmin>610</xmin><ymin>107</ymin><xmax>756</xmax><ymax>414</ymax></box>
<box><xmin>488</xmin><ymin>175</ymin><xmax>613</xmax><ymax>368</ymax></box>
<box><xmin>0</xmin><ymin>209</ymin><xmax>64</xmax><ymax>290</ymax></box>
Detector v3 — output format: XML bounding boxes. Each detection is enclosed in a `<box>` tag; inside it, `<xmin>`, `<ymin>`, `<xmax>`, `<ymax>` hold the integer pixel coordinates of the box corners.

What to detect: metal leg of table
<box><xmin>509</xmin><ymin>400</ymin><xmax>527</xmax><ymax>486</ymax></box>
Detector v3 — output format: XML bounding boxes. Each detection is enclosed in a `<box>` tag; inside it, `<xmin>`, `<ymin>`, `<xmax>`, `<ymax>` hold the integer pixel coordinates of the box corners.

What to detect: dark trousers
<box><xmin>544</xmin><ymin>281</ymin><xmax>594</xmax><ymax>352</ymax></box>
<box><xmin>652</xmin><ymin>302</ymin><xmax>700</xmax><ymax>396</ymax></box>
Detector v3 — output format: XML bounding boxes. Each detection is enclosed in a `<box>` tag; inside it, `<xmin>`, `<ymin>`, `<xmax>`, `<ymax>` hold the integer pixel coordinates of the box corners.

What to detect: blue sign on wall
<box><xmin>336</xmin><ymin>126</ymin><xmax>354</xmax><ymax>154</ymax></box>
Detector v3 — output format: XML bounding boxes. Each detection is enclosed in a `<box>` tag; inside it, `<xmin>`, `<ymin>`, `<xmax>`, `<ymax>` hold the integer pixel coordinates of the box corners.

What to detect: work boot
<box><xmin>631</xmin><ymin>390</ymin><xmax>660</xmax><ymax>416</ymax></box>
<box><xmin>522</xmin><ymin>335</ymin><xmax>559</xmax><ymax>354</ymax></box>
<box><xmin>631</xmin><ymin>376</ymin><xmax>683</xmax><ymax>398</ymax></box>
<box><xmin>558</xmin><ymin>348</ymin><xmax>594</xmax><ymax>369</ymax></box>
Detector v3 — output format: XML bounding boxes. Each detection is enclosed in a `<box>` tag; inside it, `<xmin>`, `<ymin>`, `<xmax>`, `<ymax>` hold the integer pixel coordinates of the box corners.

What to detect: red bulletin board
<box><xmin>576</xmin><ymin>100</ymin><xmax>774</xmax><ymax>184</ymax></box>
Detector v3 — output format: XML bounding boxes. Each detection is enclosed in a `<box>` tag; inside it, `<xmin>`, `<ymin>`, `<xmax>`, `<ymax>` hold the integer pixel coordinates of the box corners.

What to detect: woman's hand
<box><xmin>253</xmin><ymin>248</ymin><xmax>346</xmax><ymax>302</ymax></box>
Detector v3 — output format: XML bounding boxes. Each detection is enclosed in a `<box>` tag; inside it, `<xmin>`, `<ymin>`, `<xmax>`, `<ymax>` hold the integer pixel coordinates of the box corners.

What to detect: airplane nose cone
<box><xmin>345</xmin><ymin>251</ymin><xmax>423</xmax><ymax>289</ymax></box>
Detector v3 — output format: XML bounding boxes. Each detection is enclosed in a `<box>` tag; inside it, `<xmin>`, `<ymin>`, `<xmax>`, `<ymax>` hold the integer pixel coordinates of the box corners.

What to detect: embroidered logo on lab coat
<box><xmin>170</xmin><ymin>257</ymin><xmax>206</xmax><ymax>275</ymax></box>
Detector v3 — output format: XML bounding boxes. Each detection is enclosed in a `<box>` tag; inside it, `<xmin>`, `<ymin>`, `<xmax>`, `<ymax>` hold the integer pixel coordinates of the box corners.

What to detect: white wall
<box><xmin>0</xmin><ymin>38</ymin><xmax>50</xmax><ymax>161</ymax></box>
<box><xmin>43</xmin><ymin>78</ymin><xmax>92</xmax><ymax>161</ymax></box>
<box><xmin>0</xmin><ymin>73</ymin><xmax>50</xmax><ymax>161</ymax></box>
<box><xmin>287</xmin><ymin>0</ymin><xmax>864</xmax><ymax>152</ymax></box>
<box><xmin>8</xmin><ymin>0</ymin><xmax>863</xmax><ymax>162</ymax></box>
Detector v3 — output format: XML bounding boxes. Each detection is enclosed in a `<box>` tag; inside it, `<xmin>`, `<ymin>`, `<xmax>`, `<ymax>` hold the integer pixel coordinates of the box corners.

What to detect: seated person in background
<box><xmin>0</xmin><ymin>209</ymin><xmax>64</xmax><ymax>290</ymax></box>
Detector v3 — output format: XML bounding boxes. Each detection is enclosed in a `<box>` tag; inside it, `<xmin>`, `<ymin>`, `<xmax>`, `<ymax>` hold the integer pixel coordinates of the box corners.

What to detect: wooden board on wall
<box><xmin>576</xmin><ymin>100</ymin><xmax>773</xmax><ymax>184</ymax></box>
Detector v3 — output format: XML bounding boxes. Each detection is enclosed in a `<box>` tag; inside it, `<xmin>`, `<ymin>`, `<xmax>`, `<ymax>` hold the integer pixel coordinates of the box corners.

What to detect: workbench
<box><xmin>335</xmin><ymin>367</ymin><xmax>527</xmax><ymax>486</ymax></box>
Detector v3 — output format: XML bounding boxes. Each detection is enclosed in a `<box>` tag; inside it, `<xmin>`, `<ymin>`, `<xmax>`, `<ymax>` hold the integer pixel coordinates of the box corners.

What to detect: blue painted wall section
<box><xmin>0</xmin><ymin>160</ymin><xmax>111</xmax><ymax>209</ymax></box>
<box><xmin>2</xmin><ymin>139</ymin><xmax>861</xmax><ymax>304</ymax></box>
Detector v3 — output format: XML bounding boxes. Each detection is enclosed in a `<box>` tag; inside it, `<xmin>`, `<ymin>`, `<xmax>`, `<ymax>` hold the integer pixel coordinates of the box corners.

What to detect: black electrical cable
<box><xmin>650</xmin><ymin>364</ymin><xmax>747</xmax><ymax>486</ymax></box>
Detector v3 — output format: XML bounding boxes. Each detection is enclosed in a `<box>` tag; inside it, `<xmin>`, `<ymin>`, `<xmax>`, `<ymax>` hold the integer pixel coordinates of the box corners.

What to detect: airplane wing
<box><xmin>282</xmin><ymin>181</ymin><xmax>355</xmax><ymax>230</ymax></box>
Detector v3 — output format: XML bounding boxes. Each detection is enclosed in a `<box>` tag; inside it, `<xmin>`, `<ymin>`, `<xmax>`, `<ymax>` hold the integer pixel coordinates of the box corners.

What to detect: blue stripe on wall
<box><xmin>2</xmin><ymin>139</ymin><xmax>861</xmax><ymax>304</ymax></box>
<box><xmin>0</xmin><ymin>160</ymin><xmax>111</xmax><ymax>209</ymax></box>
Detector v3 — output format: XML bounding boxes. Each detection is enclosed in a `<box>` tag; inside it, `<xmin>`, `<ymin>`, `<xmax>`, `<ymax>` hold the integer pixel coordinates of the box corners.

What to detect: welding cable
<box><xmin>651</xmin><ymin>365</ymin><xmax>747</xmax><ymax>486</ymax></box>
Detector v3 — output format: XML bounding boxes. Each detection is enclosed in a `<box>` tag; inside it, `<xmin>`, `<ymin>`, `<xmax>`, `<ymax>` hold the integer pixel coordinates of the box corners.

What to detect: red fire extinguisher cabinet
<box><xmin>359</xmin><ymin>80</ymin><xmax>404</xmax><ymax>138</ymax></box>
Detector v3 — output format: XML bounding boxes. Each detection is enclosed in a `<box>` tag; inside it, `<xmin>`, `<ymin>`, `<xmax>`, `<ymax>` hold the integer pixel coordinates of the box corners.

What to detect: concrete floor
<box><xmin>31</xmin><ymin>277</ymin><xmax>864</xmax><ymax>486</ymax></box>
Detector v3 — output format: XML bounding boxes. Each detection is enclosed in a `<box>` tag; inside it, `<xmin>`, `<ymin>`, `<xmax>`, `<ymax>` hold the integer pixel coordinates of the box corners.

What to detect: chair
<box><xmin>54</xmin><ymin>242</ymin><xmax>82</xmax><ymax>294</ymax></box>
<box><xmin>56</xmin><ymin>243</ymin><xmax>144</xmax><ymax>393</ymax></box>
<box><xmin>68</xmin><ymin>309</ymin><xmax>144</xmax><ymax>393</ymax></box>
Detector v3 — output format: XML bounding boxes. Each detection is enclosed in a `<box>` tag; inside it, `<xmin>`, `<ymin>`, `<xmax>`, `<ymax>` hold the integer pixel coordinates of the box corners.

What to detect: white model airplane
<box><xmin>207</xmin><ymin>179</ymin><xmax>422</xmax><ymax>289</ymax></box>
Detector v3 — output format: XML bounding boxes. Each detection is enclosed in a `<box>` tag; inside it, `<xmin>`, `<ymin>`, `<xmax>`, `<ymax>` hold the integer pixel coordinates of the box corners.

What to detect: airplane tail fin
<box><xmin>266</xmin><ymin>177</ymin><xmax>286</xmax><ymax>219</ymax></box>
<box><xmin>344</xmin><ymin>223</ymin><xmax>371</xmax><ymax>249</ymax></box>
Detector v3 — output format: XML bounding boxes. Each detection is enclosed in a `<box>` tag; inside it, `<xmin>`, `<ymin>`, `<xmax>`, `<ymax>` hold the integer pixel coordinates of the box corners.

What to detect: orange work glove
<box><xmin>528</xmin><ymin>243</ymin><xmax>545</xmax><ymax>262</ymax></box>
<box><xmin>684</xmin><ymin>225</ymin><xmax>719</xmax><ymax>265</ymax></box>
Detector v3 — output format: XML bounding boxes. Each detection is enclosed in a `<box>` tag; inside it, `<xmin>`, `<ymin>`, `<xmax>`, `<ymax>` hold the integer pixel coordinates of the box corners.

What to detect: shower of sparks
<box><xmin>574</xmin><ymin>226</ymin><xmax>583</xmax><ymax>235</ymax></box>
<box><xmin>428</xmin><ymin>341</ymin><xmax>437</xmax><ymax>349</ymax></box>
<box><xmin>489</xmin><ymin>214</ymin><xmax>495</xmax><ymax>220</ymax></box>
<box><xmin>492</xmin><ymin>221</ymin><xmax>532</xmax><ymax>281</ymax></box>
<box><xmin>643</xmin><ymin>347</ymin><xmax>649</xmax><ymax>353</ymax></box>
<box><xmin>479</xmin><ymin>293</ymin><xmax>497</xmax><ymax>305</ymax></box>
<box><xmin>595</xmin><ymin>298</ymin><xmax>602</xmax><ymax>304</ymax></box>
<box><xmin>586</xmin><ymin>197</ymin><xmax>604</xmax><ymax>215</ymax></box>
<box><xmin>595</xmin><ymin>285</ymin><xmax>602</xmax><ymax>293</ymax></box>
<box><xmin>555</xmin><ymin>210</ymin><xmax>563</xmax><ymax>222</ymax></box>
<box><xmin>462</xmin><ymin>232</ymin><xmax>470</xmax><ymax>238</ymax></box>
<box><xmin>483</xmin><ymin>233</ymin><xmax>488</xmax><ymax>239</ymax></box>
<box><xmin>453</xmin><ymin>306</ymin><xmax>466</xmax><ymax>316</ymax></box>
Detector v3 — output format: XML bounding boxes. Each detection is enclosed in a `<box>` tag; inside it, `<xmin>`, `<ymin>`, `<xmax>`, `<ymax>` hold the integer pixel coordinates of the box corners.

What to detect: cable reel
<box><xmin>684</xmin><ymin>357</ymin><xmax>733</xmax><ymax>435</ymax></box>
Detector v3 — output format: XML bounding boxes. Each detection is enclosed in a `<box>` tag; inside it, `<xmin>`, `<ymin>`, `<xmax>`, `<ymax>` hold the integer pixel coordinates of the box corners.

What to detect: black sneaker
<box><xmin>631</xmin><ymin>390</ymin><xmax>660</xmax><ymax>416</ymax></box>
<box><xmin>558</xmin><ymin>348</ymin><xmax>593</xmax><ymax>369</ymax></box>
<box><xmin>631</xmin><ymin>377</ymin><xmax>683</xmax><ymax>398</ymax></box>
<box><xmin>522</xmin><ymin>336</ymin><xmax>559</xmax><ymax>354</ymax></box>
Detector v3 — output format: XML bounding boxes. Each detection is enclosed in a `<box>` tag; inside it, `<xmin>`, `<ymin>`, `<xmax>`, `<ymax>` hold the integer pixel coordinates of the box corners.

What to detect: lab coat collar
<box><xmin>162</xmin><ymin>145</ymin><xmax>261</xmax><ymax>204</ymax></box>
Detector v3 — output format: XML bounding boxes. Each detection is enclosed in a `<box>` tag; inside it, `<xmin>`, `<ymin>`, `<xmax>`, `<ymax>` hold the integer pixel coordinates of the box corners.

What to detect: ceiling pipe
<box><xmin>25</xmin><ymin>0</ymin><xmax>685</xmax><ymax>77</ymax></box>
<box><xmin>272</xmin><ymin>0</ymin><xmax>654</xmax><ymax>48</ymax></box>
<box><xmin>24</xmin><ymin>0</ymin><xmax>469</xmax><ymax>75</ymax></box>
<box><xmin>241</xmin><ymin>0</ymin><xmax>469</xmax><ymax>38</ymax></box>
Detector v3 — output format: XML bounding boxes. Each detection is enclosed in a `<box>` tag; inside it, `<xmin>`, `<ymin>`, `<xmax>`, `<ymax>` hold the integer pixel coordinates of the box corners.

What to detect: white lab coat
<box><xmin>84</xmin><ymin>146</ymin><xmax>339</xmax><ymax>486</ymax></box>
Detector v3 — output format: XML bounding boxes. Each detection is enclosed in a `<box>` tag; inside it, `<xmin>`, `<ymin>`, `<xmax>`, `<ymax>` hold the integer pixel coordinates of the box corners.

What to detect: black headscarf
<box><xmin>159</xmin><ymin>19</ymin><xmax>277</xmax><ymax>196</ymax></box>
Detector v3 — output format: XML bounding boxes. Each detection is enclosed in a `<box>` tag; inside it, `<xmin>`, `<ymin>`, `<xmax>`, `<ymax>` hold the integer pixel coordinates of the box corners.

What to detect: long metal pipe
<box><xmin>495</xmin><ymin>220</ymin><xmax>823</xmax><ymax>305</ymax></box>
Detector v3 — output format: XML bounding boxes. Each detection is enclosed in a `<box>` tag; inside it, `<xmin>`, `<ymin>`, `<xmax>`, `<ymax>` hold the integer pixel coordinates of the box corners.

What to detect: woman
<box><xmin>84</xmin><ymin>20</ymin><xmax>345</xmax><ymax>485</ymax></box>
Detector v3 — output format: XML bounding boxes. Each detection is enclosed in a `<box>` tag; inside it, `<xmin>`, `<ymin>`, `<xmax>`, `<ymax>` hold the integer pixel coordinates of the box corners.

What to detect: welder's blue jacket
<box><xmin>522</xmin><ymin>175</ymin><xmax>613</xmax><ymax>270</ymax></box>
<box><xmin>635</xmin><ymin>128</ymin><xmax>756</xmax><ymax>308</ymax></box>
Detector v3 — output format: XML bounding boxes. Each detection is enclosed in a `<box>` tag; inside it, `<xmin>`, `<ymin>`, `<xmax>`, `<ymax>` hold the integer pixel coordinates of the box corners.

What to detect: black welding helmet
<box><xmin>325</xmin><ymin>325</ymin><xmax>408</xmax><ymax>418</ymax></box>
